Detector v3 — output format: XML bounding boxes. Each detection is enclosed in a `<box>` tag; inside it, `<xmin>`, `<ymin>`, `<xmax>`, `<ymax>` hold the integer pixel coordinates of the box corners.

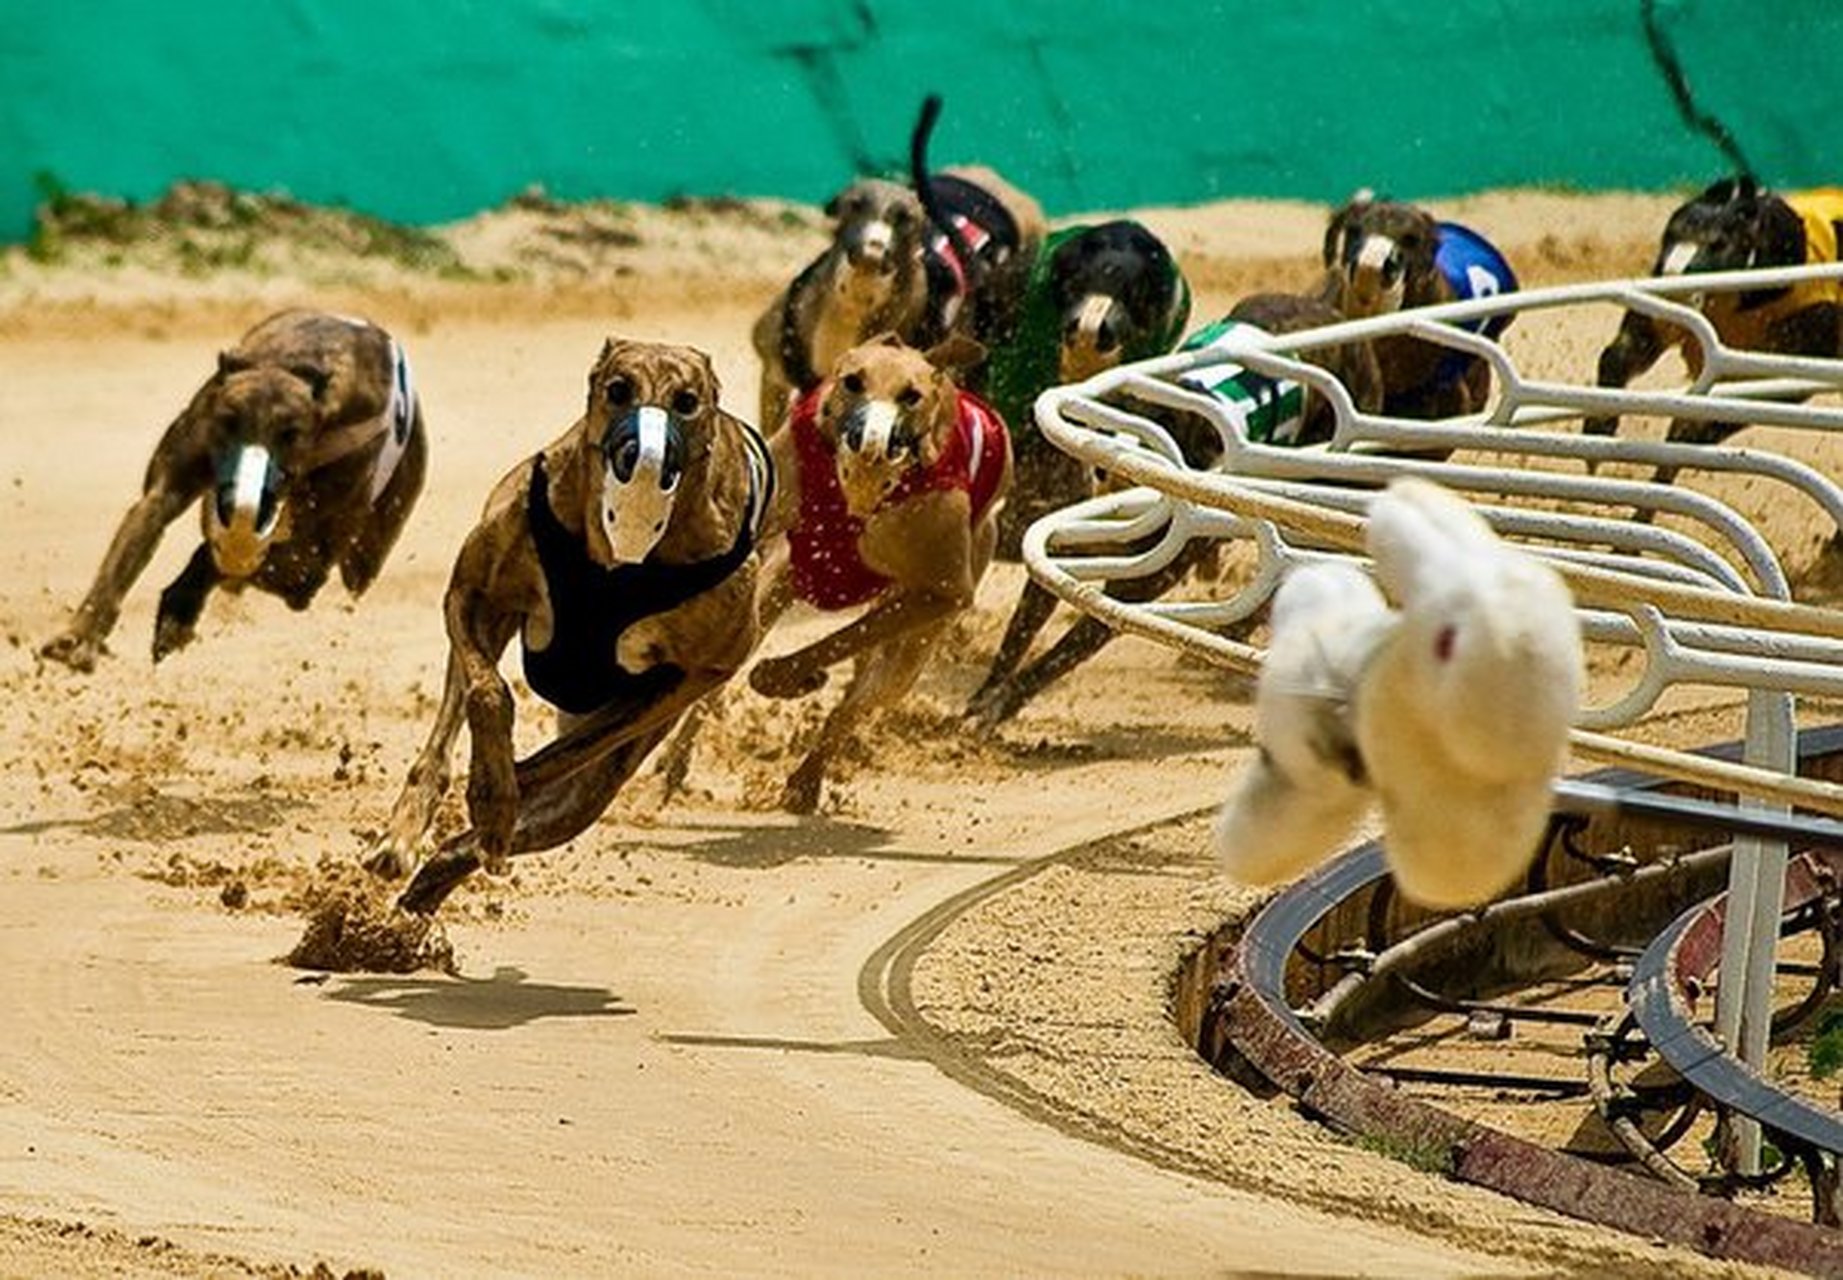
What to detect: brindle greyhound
<box><xmin>39</xmin><ymin>308</ymin><xmax>427</xmax><ymax>673</ymax></box>
<box><xmin>371</xmin><ymin>338</ymin><xmax>776</xmax><ymax>914</ymax></box>
<box><xmin>1319</xmin><ymin>191</ymin><xmax>1518</xmax><ymax>422</ymax></box>
<box><xmin>1586</xmin><ymin>176</ymin><xmax>1843</xmax><ymax>483</ymax></box>
<box><xmin>747</xmin><ymin>332</ymin><xmax>1010</xmax><ymax>813</ymax></box>
<box><xmin>964</xmin><ymin>292</ymin><xmax>1383</xmax><ymax>729</ymax></box>
<box><xmin>751</xmin><ymin>95</ymin><xmax>1044</xmax><ymax>431</ymax></box>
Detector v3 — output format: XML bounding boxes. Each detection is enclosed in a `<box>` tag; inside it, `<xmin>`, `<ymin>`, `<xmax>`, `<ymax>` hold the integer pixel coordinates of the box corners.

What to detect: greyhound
<box><xmin>1586</xmin><ymin>176</ymin><xmax>1843</xmax><ymax>477</ymax></box>
<box><xmin>983</xmin><ymin>218</ymin><xmax>1193</xmax><ymax>560</ymax></box>
<box><xmin>1320</xmin><ymin>191</ymin><xmax>1518</xmax><ymax>421</ymax></box>
<box><xmin>964</xmin><ymin>292</ymin><xmax>1383</xmax><ymax>729</ymax></box>
<box><xmin>39</xmin><ymin>308</ymin><xmax>426</xmax><ymax>672</ymax></box>
<box><xmin>371</xmin><ymin>338</ymin><xmax>777</xmax><ymax>915</ymax></box>
<box><xmin>751</xmin><ymin>95</ymin><xmax>1044</xmax><ymax>431</ymax></box>
<box><xmin>747</xmin><ymin>332</ymin><xmax>1010</xmax><ymax>813</ymax></box>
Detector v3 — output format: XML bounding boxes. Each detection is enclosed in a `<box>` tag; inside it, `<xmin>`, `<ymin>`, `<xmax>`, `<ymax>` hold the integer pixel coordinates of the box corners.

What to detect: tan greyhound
<box><xmin>39</xmin><ymin>309</ymin><xmax>426</xmax><ymax>671</ymax></box>
<box><xmin>748</xmin><ymin>332</ymin><xmax>1010</xmax><ymax>813</ymax></box>
<box><xmin>752</xmin><ymin>95</ymin><xmax>1044</xmax><ymax>430</ymax></box>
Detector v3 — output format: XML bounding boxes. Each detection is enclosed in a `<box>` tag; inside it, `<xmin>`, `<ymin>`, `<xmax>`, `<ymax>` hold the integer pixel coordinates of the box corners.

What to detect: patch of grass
<box><xmin>1351</xmin><ymin>1130</ymin><xmax>1458</xmax><ymax>1177</ymax></box>
<box><xmin>24</xmin><ymin>176</ymin><xmax>472</xmax><ymax>278</ymax></box>
<box><xmin>1808</xmin><ymin>1008</ymin><xmax>1843</xmax><ymax>1080</ymax></box>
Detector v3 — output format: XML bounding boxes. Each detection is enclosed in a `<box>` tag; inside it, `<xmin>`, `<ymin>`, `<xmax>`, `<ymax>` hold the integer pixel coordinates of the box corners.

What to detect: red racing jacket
<box><xmin>787</xmin><ymin>384</ymin><xmax>1009</xmax><ymax>611</ymax></box>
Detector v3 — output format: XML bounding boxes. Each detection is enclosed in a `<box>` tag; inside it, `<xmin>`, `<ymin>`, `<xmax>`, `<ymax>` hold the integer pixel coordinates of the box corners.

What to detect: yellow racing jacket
<box><xmin>1693</xmin><ymin>187</ymin><xmax>1843</xmax><ymax>361</ymax></box>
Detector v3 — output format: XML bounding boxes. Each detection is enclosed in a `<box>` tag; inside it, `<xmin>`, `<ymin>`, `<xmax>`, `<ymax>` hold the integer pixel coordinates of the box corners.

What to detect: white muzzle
<box><xmin>600</xmin><ymin>405</ymin><xmax>683</xmax><ymax>564</ymax></box>
<box><xmin>204</xmin><ymin>444</ymin><xmax>283</xmax><ymax>578</ymax></box>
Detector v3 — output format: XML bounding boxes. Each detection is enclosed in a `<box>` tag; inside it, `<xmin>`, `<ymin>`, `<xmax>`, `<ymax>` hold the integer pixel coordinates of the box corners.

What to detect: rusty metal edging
<box><xmin>1632</xmin><ymin>855</ymin><xmax>1843</xmax><ymax>1159</ymax></box>
<box><xmin>1208</xmin><ymin>734</ymin><xmax>1843</xmax><ymax>1273</ymax></box>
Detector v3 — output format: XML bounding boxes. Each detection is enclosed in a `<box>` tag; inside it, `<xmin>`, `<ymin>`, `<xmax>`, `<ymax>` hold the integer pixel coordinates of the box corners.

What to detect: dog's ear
<box><xmin>1756</xmin><ymin>194</ymin><xmax>1806</xmax><ymax>266</ymax></box>
<box><xmin>1739</xmin><ymin>194</ymin><xmax>1808</xmax><ymax>308</ymax></box>
<box><xmin>592</xmin><ymin>338</ymin><xmax>616</xmax><ymax>379</ymax></box>
<box><xmin>1699</xmin><ymin>175</ymin><xmax>1741</xmax><ymax>206</ymax></box>
<box><xmin>1322</xmin><ymin>207</ymin><xmax>1350</xmax><ymax>268</ymax></box>
<box><xmin>823</xmin><ymin>192</ymin><xmax>841</xmax><ymax>219</ymax></box>
<box><xmin>924</xmin><ymin>332</ymin><xmax>986</xmax><ymax>375</ymax></box>
<box><xmin>692</xmin><ymin>349</ymin><xmax>722</xmax><ymax>408</ymax></box>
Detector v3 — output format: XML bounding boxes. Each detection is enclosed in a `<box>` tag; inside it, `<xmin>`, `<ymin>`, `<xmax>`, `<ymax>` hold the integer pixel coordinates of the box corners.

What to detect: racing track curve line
<box><xmin>855</xmin><ymin>802</ymin><xmax>1236</xmax><ymax>1185</ymax></box>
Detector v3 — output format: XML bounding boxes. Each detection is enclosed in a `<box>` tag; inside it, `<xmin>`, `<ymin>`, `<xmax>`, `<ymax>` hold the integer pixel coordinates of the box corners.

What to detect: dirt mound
<box><xmin>284</xmin><ymin>862</ymin><xmax>455</xmax><ymax>975</ymax></box>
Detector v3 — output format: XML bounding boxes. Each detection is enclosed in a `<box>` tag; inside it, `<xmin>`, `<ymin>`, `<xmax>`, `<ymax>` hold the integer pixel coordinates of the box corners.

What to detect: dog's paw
<box><xmin>152</xmin><ymin>615</ymin><xmax>197</xmax><ymax>664</ymax></box>
<box><xmin>616</xmin><ymin>628</ymin><xmax>666</xmax><ymax>675</ymax></box>
<box><xmin>363</xmin><ymin>842</ymin><xmax>414</xmax><ymax>882</ymax></box>
<box><xmin>962</xmin><ymin>682</ymin><xmax>1018</xmax><ymax>731</ymax></box>
<box><xmin>780</xmin><ymin>759</ymin><xmax>826</xmax><ymax>815</ymax></box>
<box><xmin>750</xmin><ymin>656</ymin><xmax>828</xmax><ymax>699</ymax></box>
<box><xmin>38</xmin><ymin>631</ymin><xmax>102</xmax><ymax>673</ymax></box>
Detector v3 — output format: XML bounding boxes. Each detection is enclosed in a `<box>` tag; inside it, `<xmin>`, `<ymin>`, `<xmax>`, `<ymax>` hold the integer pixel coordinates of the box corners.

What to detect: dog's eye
<box><xmin>896</xmin><ymin>386</ymin><xmax>923</xmax><ymax>409</ymax></box>
<box><xmin>606</xmin><ymin>377</ymin><xmax>635</xmax><ymax>408</ymax></box>
<box><xmin>841</xmin><ymin>372</ymin><xmax>866</xmax><ymax>396</ymax></box>
<box><xmin>670</xmin><ymin>389</ymin><xmax>700</xmax><ymax>417</ymax></box>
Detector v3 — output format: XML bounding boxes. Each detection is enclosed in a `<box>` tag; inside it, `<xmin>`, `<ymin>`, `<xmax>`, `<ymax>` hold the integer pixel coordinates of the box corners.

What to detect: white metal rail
<box><xmin>1024</xmin><ymin>261</ymin><xmax>1843</xmax><ymax>1173</ymax></box>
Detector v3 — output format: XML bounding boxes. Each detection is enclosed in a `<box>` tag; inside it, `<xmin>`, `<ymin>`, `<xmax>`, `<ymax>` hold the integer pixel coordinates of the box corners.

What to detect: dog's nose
<box><xmin>843</xmin><ymin>399</ymin><xmax>900</xmax><ymax>458</ymax></box>
<box><xmin>1066</xmin><ymin>294</ymin><xmax>1122</xmax><ymax>354</ymax></box>
<box><xmin>1658</xmin><ymin>240</ymin><xmax>1702</xmax><ymax>275</ymax></box>
<box><xmin>847</xmin><ymin>220</ymin><xmax>893</xmax><ymax>267</ymax></box>
<box><xmin>1355</xmin><ymin>234</ymin><xmax>1403</xmax><ymax>285</ymax></box>
<box><xmin>206</xmin><ymin>443</ymin><xmax>284</xmax><ymax>577</ymax></box>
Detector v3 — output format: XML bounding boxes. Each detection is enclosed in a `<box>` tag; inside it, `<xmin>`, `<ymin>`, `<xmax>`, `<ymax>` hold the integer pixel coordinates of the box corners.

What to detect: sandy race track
<box><xmin>0</xmin><ymin>189</ymin><xmax>1824</xmax><ymax>1277</ymax></box>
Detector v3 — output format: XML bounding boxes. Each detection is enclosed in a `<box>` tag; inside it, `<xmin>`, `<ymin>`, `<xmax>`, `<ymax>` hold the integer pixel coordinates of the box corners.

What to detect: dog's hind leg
<box><xmin>965</xmin><ymin>579</ymin><xmax>1060</xmax><ymax>722</ymax></box>
<box><xmin>397</xmin><ymin>723</ymin><xmax>671</xmax><ymax>915</ymax></box>
<box><xmin>968</xmin><ymin>546</ymin><xmax>1203</xmax><ymax>728</ymax></box>
<box><xmin>152</xmin><ymin>543</ymin><xmax>221</xmax><ymax>663</ymax></box>
<box><xmin>1585</xmin><ymin>310</ymin><xmax>1668</xmax><ymax>438</ymax></box>
<box><xmin>782</xmin><ymin>631</ymin><xmax>933</xmax><ymax>814</ymax></box>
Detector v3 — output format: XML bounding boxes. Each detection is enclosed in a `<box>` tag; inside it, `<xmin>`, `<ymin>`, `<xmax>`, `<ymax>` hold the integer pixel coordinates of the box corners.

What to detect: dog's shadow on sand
<box><xmin>676</xmin><ymin>817</ymin><xmax>894</xmax><ymax>869</ymax></box>
<box><xmin>1</xmin><ymin>785</ymin><xmax>303</xmax><ymax>842</ymax></box>
<box><xmin>318</xmin><ymin>965</ymin><xmax>635</xmax><ymax>1031</ymax></box>
<box><xmin>672</xmin><ymin>816</ymin><xmax>1019</xmax><ymax>869</ymax></box>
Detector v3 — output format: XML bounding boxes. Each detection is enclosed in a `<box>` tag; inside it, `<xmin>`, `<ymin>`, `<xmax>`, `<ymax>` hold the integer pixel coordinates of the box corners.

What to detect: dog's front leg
<box><xmin>367</xmin><ymin>647</ymin><xmax>469</xmax><ymax>879</ymax></box>
<box><xmin>398</xmin><ymin>720</ymin><xmax>675</xmax><ymax>916</ymax></box>
<box><xmin>152</xmin><ymin>543</ymin><xmax>220</xmax><ymax>663</ymax></box>
<box><xmin>1585</xmin><ymin>310</ymin><xmax>1667</xmax><ymax>437</ymax></box>
<box><xmin>442</xmin><ymin>584</ymin><xmax>521</xmax><ymax>875</ymax></box>
<box><xmin>41</xmin><ymin>481</ymin><xmax>198</xmax><ymax>672</ymax></box>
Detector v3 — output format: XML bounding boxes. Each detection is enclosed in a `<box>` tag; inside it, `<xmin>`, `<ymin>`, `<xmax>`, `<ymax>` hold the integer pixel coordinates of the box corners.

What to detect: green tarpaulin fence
<box><xmin>2</xmin><ymin>1</ymin><xmax>1836</xmax><ymax>242</ymax></box>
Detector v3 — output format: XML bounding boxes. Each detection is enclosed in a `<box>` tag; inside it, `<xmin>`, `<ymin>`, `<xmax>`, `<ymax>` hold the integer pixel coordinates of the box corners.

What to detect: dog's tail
<box><xmin>909</xmin><ymin>93</ymin><xmax>981</xmax><ymax>287</ymax></box>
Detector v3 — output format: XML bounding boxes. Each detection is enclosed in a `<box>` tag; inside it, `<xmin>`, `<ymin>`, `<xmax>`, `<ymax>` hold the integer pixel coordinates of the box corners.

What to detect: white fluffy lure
<box><xmin>1214</xmin><ymin>478</ymin><xmax>1583</xmax><ymax>909</ymax></box>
